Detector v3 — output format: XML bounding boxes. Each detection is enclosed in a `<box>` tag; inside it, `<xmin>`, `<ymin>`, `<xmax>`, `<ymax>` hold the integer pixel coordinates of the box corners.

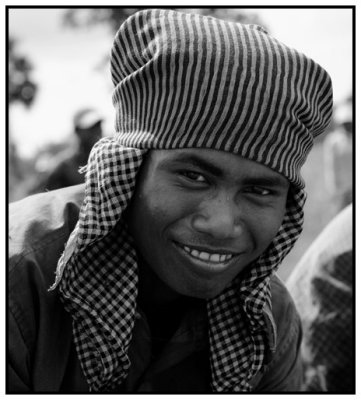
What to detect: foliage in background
<box><xmin>63</xmin><ymin>7</ymin><xmax>267</xmax><ymax>33</ymax></box>
<box><xmin>8</xmin><ymin>37</ymin><xmax>37</xmax><ymax>107</ymax></box>
<box><xmin>8</xmin><ymin>37</ymin><xmax>39</xmax><ymax>202</ymax></box>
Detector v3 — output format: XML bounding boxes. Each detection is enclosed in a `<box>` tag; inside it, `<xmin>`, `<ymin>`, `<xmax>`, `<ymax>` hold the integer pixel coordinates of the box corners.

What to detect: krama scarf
<box><xmin>50</xmin><ymin>9</ymin><xmax>333</xmax><ymax>392</ymax></box>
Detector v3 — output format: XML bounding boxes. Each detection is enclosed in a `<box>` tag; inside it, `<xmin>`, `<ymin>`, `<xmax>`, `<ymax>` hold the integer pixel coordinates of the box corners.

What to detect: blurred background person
<box><xmin>28</xmin><ymin>107</ymin><xmax>103</xmax><ymax>194</ymax></box>
<box><xmin>323</xmin><ymin>98</ymin><xmax>353</xmax><ymax>215</ymax></box>
<box><xmin>286</xmin><ymin>204</ymin><xmax>353</xmax><ymax>393</ymax></box>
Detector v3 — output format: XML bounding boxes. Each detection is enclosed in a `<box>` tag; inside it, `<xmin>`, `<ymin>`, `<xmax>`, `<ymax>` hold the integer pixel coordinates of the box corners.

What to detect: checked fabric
<box><xmin>51</xmin><ymin>137</ymin><xmax>306</xmax><ymax>391</ymax></box>
<box><xmin>50</xmin><ymin>8</ymin><xmax>333</xmax><ymax>392</ymax></box>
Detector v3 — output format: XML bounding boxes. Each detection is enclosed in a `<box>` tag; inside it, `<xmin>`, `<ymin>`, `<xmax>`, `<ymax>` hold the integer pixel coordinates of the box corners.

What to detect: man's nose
<box><xmin>191</xmin><ymin>194</ymin><xmax>243</xmax><ymax>240</ymax></box>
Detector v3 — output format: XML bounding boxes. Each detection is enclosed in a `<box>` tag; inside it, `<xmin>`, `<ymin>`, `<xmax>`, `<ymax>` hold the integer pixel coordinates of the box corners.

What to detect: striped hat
<box><xmin>53</xmin><ymin>9</ymin><xmax>333</xmax><ymax>393</ymax></box>
<box><xmin>111</xmin><ymin>8</ymin><xmax>333</xmax><ymax>188</ymax></box>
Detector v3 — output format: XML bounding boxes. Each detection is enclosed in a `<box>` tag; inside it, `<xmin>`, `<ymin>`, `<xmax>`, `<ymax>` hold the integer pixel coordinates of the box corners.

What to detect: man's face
<box><xmin>126</xmin><ymin>148</ymin><xmax>289</xmax><ymax>300</ymax></box>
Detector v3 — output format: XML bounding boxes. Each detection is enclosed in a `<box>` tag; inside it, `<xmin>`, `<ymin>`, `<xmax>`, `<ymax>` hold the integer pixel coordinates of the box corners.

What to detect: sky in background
<box><xmin>8</xmin><ymin>7</ymin><xmax>353</xmax><ymax>158</ymax></box>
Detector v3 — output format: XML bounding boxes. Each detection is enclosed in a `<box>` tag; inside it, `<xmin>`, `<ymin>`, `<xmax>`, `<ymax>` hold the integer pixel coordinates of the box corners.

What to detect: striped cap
<box><xmin>111</xmin><ymin>9</ymin><xmax>333</xmax><ymax>188</ymax></box>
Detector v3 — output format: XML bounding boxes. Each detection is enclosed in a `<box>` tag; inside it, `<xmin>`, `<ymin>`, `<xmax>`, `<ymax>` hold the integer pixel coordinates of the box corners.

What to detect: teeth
<box><xmin>210</xmin><ymin>253</ymin><xmax>220</xmax><ymax>262</ymax></box>
<box><xmin>199</xmin><ymin>251</ymin><xmax>209</xmax><ymax>261</ymax></box>
<box><xmin>181</xmin><ymin>245</ymin><xmax>234</xmax><ymax>263</ymax></box>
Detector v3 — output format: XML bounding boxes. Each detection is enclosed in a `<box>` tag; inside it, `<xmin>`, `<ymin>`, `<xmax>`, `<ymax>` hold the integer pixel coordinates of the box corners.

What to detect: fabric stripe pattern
<box><xmin>51</xmin><ymin>9</ymin><xmax>333</xmax><ymax>392</ymax></box>
<box><xmin>111</xmin><ymin>9</ymin><xmax>333</xmax><ymax>188</ymax></box>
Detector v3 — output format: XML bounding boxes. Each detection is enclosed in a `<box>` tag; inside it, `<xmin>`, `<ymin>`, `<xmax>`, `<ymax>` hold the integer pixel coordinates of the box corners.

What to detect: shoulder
<box><xmin>286</xmin><ymin>205</ymin><xmax>353</xmax><ymax>312</ymax></box>
<box><xmin>8</xmin><ymin>187</ymin><xmax>84</xmax><ymax>371</ymax></box>
<box><xmin>269</xmin><ymin>274</ymin><xmax>301</xmax><ymax>356</ymax></box>
<box><xmin>9</xmin><ymin>184</ymin><xmax>85</xmax><ymax>284</ymax></box>
<box><xmin>9</xmin><ymin>184</ymin><xmax>84</xmax><ymax>246</ymax></box>
<box><xmin>250</xmin><ymin>275</ymin><xmax>303</xmax><ymax>391</ymax></box>
<box><xmin>270</xmin><ymin>274</ymin><xmax>298</xmax><ymax>326</ymax></box>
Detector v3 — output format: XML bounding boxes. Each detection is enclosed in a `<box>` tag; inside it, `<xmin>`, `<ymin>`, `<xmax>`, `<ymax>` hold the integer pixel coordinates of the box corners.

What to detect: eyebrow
<box><xmin>160</xmin><ymin>153</ymin><xmax>224</xmax><ymax>177</ymax></box>
<box><xmin>159</xmin><ymin>152</ymin><xmax>289</xmax><ymax>189</ymax></box>
<box><xmin>241</xmin><ymin>176</ymin><xmax>289</xmax><ymax>189</ymax></box>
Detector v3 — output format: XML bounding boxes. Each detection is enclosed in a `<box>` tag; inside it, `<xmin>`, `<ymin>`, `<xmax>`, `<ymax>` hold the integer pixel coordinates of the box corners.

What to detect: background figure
<box><xmin>286</xmin><ymin>204</ymin><xmax>353</xmax><ymax>392</ymax></box>
<box><xmin>29</xmin><ymin>108</ymin><xmax>103</xmax><ymax>193</ymax></box>
<box><xmin>323</xmin><ymin>98</ymin><xmax>353</xmax><ymax>214</ymax></box>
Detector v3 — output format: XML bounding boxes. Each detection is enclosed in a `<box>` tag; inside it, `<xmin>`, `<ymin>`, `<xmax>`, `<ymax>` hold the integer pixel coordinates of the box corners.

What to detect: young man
<box><xmin>8</xmin><ymin>9</ymin><xmax>333</xmax><ymax>393</ymax></box>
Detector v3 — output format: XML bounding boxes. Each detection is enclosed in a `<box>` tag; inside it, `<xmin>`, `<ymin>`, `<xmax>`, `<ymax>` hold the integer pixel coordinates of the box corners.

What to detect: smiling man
<box><xmin>8</xmin><ymin>9</ymin><xmax>333</xmax><ymax>393</ymax></box>
<box><xmin>127</xmin><ymin>149</ymin><xmax>290</xmax><ymax>300</ymax></box>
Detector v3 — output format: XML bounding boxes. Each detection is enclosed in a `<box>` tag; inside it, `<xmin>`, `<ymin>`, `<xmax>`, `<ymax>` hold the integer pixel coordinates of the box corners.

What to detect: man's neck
<box><xmin>137</xmin><ymin>259</ymin><xmax>184</xmax><ymax>311</ymax></box>
<box><xmin>136</xmin><ymin>258</ymin><xmax>200</xmax><ymax>340</ymax></box>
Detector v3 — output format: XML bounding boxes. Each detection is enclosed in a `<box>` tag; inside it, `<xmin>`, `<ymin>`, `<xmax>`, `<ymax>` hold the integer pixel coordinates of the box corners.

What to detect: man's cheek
<box><xmin>149</xmin><ymin>191</ymin><xmax>195</xmax><ymax>220</ymax></box>
<box><xmin>260</xmin><ymin>221</ymin><xmax>283</xmax><ymax>249</ymax></box>
<box><xmin>249</xmin><ymin>213</ymin><xmax>281</xmax><ymax>244</ymax></box>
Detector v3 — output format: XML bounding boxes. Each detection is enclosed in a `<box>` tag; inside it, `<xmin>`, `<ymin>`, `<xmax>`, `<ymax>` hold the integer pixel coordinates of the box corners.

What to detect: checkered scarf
<box><xmin>50</xmin><ymin>9</ymin><xmax>332</xmax><ymax>392</ymax></box>
<box><xmin>51</xmin><ymin>137</ymin><xmax>305</xmax><ymax>392</ymax></box>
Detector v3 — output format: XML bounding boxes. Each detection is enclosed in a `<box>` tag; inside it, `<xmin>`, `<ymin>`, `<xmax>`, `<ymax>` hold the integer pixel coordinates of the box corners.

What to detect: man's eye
<box><xmin>246</xmin><ymin>186</ymin><xmax>272</xmax><ymax>196</ymax></box>
<box><xmin>180</xmin><ymin>171</ymin><xmax>207</xmax><ymax>183</ymax></box>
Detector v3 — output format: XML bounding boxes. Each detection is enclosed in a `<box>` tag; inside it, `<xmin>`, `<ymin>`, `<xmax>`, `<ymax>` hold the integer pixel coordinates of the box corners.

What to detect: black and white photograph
<box><xmin>7</xmin><ymin>5</ymin><xmax>354</xmax><ymax>394</ymax></box>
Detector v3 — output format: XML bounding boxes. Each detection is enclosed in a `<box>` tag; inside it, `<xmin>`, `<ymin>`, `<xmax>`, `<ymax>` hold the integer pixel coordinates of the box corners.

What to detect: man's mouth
<box><xmin>174</xmin><ymin>241</ymin><xmax>238</xmax><ymax>265</ymax></box>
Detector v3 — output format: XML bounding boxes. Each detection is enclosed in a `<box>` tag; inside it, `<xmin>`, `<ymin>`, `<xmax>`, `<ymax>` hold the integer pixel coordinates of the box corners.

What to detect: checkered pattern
<box><xmin>52</xmin><ymin>138</ymin><xmax>306</xmax><ymax>392</ymax></box>
<box><xmin>51</xmin><ymin>138</ymin><xmax>147</xmax><ymax>391</ymax></box>
<box><xmin>208</xmin><ymin>188</ymin><xmax>305</xmax><ymax>391</ymax></box>
<box><xmin>50</xmin><ymin>8</ymin><xmax>332</xmax><ymax>392</ymax></box>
